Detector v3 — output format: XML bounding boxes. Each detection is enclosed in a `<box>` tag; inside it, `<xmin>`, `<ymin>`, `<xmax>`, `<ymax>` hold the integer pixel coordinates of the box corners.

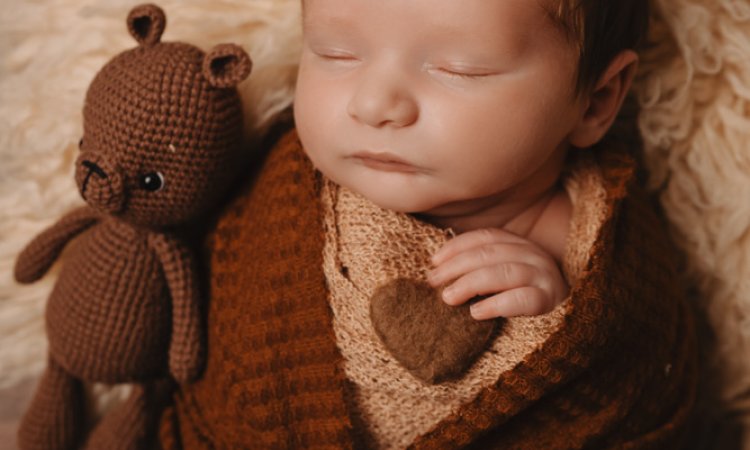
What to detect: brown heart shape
<box><xmin>370</xmin><ymin>278</ymin><xmax>501</xmax><ymax>384</ymax></box>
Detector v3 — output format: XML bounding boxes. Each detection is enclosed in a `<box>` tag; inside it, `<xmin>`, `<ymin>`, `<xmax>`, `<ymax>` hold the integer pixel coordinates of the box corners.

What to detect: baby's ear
<box><xmin>202</xmin><ymin>44</ymin><xmax>253</xmax><ymax>89</ymax></box>
<box><xmin>127</xmin><ymin>3</ymin><xmax>166</xmax><ymax>47</ymax></box>
<box><xmin>569</xmin><ymin>50</ymin><xmax>639</xmax><ymax>148</ymax></box>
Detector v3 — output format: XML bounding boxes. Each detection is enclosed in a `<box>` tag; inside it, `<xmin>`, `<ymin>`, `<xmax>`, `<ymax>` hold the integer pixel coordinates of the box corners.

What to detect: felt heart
<box><xmin>370</xmin><ymin>278</ymin><xmax>500</xmax><ymax>384</ymax></box>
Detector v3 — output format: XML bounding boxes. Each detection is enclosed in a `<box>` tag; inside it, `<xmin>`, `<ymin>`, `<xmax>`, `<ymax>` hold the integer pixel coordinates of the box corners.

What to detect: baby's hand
<box><xmin>428</xmin><ymin>228</ymin><xmax>569</xmax><ymax>320</ymax></box>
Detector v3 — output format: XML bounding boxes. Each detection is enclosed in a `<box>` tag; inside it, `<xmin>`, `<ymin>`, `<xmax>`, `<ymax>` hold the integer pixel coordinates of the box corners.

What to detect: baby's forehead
<box><xmin>301</xmin><ymin>0</ymin><xmax>562</xmax><ymax>39</ymax></box>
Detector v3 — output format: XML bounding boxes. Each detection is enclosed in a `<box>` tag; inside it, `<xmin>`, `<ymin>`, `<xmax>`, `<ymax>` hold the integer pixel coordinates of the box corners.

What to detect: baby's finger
<box><xmin>428</xmin><ymin>242</ymin><xmax>544</xmax><ymax>287</ymax></box>
<box><xmin>432</xmin><ymin>228</ymin><xmax>528</xmax><ymax>265</ymax></box>
<box><xmin>469</xmin><ymin>286</ymin><xmax>552</xmax><ymax>320</ymax></box>
<box><xmin>441</xmin><ymin>263</ymin><xmax>536</xmax><ymax>306</ymax></box>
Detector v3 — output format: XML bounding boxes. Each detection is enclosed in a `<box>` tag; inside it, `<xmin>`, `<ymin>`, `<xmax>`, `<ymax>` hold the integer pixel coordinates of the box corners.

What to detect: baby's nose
<box><xmin>347</xmin><ymin>72</ymin><xmax>419</xmax><ymax>128</ymax></box>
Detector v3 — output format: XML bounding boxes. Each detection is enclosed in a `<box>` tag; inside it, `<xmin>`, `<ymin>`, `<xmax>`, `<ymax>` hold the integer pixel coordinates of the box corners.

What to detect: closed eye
<box><xmin>427</xmin><ymin>64</ymin><xmax>499</xmax><ymax>80</ymax></box>
<box><xmin>312</xmin><ymin>50</ymin><xmax>359</xmax><ymax>62</ymax></box>
<box><xmin>439</xmin><ymin>69</ymin><xmax>492</xmax><ymax>79</ymax></box>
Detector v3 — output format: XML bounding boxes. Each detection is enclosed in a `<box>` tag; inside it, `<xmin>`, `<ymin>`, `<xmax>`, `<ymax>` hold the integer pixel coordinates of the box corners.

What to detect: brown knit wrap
<box><xmin>160</xmin><ymin>129</ymin><xmax>698</xmax><ymax>449</ymax></box>
<box><xmin>160</xmin><ymin>130</ymin><xmax>358</xmax><ymax>449</ymax></box>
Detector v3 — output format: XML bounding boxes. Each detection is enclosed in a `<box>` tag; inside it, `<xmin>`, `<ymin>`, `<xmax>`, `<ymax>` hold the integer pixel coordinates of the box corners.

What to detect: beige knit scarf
<box><xmin>320</xmin><ymin>154</ymin><xmax>608</xmax><ymax>449</ymax></box>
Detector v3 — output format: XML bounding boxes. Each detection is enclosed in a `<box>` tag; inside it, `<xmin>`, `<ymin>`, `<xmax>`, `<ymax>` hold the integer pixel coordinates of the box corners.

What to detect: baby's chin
<box><xmin>348</xmin><ymin>184</ymin><xmax>448</xmax><ymax>215</ymax></box>
<box><xmin>314</xmin><ymin>161</ymin><xmax>453</xmax><ymax>214</ymax></box>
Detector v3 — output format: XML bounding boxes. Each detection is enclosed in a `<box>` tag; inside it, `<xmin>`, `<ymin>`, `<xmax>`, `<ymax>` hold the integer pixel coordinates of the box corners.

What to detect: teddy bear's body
<box><xmin>45</xmin><ymin>214</ymin><xmax>170</xmax><ymax>381</ymax></box>
<box><xmin>13</xmin><ymin>4</ymin><xmax>252</xmax><ymax>449</ymax></box>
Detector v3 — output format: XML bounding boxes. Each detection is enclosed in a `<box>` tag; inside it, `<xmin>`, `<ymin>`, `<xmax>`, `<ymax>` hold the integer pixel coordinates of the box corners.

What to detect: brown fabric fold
<box><xmin>160</xmin><ymin>129</ymin><xmax>698</xmax><ymax>449</ymax></box>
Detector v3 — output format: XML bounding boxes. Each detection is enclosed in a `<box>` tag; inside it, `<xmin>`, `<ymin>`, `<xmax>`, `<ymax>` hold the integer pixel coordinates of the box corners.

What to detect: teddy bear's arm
<box><xmin>148</xmin><ymin>233</ymin><xmax>204</xmax><ymax>384</ymax></box>
<box><xmin>14</xmin><ymin>206</ymin><xmax>101</xmax><ymax>283</ymax></box>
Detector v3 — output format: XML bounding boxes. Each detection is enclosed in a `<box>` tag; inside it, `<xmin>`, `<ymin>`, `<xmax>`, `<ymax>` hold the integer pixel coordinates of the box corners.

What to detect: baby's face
<box><xmin>295</xmin><ymin>0</ymin><xmax>585</xmax><ymax>217</ymax></box>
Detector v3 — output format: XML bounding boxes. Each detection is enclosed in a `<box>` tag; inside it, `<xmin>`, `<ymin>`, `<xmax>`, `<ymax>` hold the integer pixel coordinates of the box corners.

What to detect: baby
<box><xmin>294</xmin><ymin>0</ymin><xmax>638</xmax><ymax>320</ymax></box>
<box><xmin>159</xmin><ymin>0</ymin><xmax>698</xmax><ymax>448</ymax></box>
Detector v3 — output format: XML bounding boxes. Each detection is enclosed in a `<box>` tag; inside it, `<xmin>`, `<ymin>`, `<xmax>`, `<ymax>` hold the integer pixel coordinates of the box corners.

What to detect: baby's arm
<box><xmin>428</xmin><ymin>228</ymin><xmax>569</xmax><ymax>320</ymax></box>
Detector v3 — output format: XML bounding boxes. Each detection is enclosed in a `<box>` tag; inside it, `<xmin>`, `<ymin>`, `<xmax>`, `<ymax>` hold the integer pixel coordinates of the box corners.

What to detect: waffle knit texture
<box><xmin>159</xmin><ymin>128</ymin><xmax>698</xmax><ymax>449</ymax></box>
<box><xmin>320</xmin><ymin>174</ymin><xmax>581</xmax><ymax>449</ymax></box>
<box><xmin>13</xmin><ymin>4</ymin><xmax>251</xmax><ymax>449</ymax></box>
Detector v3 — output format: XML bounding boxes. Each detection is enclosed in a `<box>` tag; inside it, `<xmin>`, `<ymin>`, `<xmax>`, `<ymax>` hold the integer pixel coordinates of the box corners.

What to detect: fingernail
<box><xmin>442</xmin><ymin>286</ymin><xmax>455</xmax><ymax>303</ymax></box>
<box><xmin>470</xmin><ymin>302</ymin><xmax>485</xmax><ymax>319</ymax></box>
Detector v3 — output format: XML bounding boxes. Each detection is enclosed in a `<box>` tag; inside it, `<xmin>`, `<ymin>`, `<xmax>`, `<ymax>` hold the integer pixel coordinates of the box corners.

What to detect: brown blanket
<box><xmin>159</xmin><ymin>129</ymin><xmax>698</xmax><ymax>449</ymax></box>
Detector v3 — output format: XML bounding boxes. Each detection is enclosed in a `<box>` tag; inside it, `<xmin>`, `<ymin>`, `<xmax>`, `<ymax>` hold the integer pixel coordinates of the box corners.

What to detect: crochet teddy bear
<box><xmin>12</xmin><ymin>4</ymin><xmax>251</xmax><ymax>449</ymax></box>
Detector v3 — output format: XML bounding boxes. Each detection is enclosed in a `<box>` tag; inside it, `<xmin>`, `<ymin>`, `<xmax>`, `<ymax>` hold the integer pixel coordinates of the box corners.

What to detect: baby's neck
<box><xmin>413</xmin><ymin>185</ymin><xmax>571</xmax><ymax>262</ymax></box>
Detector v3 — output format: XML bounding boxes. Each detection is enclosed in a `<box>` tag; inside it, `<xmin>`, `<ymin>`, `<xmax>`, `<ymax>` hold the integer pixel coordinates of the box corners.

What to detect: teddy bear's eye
<box><xmin>139</xmin><ymin>172</ymin><xmax>165</xmax><ymax>192</ymax></box>
<box><xmin>79</xmin><ymin>138</ymin><xmax>84</xmax><ymax>148</ymax></box>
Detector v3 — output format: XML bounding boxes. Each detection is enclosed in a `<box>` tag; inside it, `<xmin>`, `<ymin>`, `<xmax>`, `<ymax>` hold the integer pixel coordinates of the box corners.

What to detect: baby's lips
<box><xmin>74</xmin><ymin>152</ymin><xmax>125</xmax><ymax>214</ymax></box>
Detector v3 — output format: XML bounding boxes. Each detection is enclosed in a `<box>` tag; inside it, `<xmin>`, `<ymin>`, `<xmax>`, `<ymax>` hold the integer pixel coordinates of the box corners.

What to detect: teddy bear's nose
<box><xmin>75</xmin><ymin>154</ymin><xmax>125</xmax><ymax>214</ymax></box>
<box><xmin>82</xmin><ymin>160</ymin><xmax>108</xmax><ymax>179</ymax></box>
<box><xmin>80</xmin><ymin>160</ymin><xmax>109</xmax><ymax>198</ymax></box>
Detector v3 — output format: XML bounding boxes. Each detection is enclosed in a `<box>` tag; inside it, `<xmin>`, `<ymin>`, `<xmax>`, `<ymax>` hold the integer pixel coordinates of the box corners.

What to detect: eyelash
<box><xmin>314</xmin><ymin>51</ymin><xmax>358</xmax><ymax>62</ymax></box>
<box><xmin>431</xmin><ymin>67</ymin><xmax>496</xmax><ymax>81</ymax></box>
<box><xmin>438</xmin><ymin>69</ymin><xmax>487</xmax><ymax>79</ymax></box>
<box><xmin>311</xmin><ymin>50</ymin><xmax>493</xmax><ymax>80</ymax></box>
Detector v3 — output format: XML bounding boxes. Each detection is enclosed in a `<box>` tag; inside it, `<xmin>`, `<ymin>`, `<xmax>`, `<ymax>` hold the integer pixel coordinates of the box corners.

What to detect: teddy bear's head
<box><xmin>75</xmin><ymin>4</ymin><xmax>252</xmax><ymax>227</ymax></box>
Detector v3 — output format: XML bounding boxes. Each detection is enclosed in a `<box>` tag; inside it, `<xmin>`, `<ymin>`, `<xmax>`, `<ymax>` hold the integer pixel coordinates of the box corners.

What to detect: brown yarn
<box><xmin>202</xmin><ymin>43</ymin><xmax>253</xmax><ymax>89</ymax></box>
<box><xmin>127</xmin><ymin>4</ymin><xmax>166</xmax><ymax>47</ymax></box>
<box><xmin>159</xmin><ymin>129</ymin><xmax>698</xmax><ymax>449</ymax></box>
<box><xmin>161</xmin><ymin>130</ymin><xmax>358</xmax><ymax>449</ymax></box>
<box><xmin>14</xmin><ymin>4</ymin><xmax>251</xmax><ymax>450</ymax></box>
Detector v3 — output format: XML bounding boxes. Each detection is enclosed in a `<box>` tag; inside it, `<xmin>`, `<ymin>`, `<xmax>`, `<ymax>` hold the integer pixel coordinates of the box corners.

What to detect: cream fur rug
<box><xmin>0</xmin><ymin>0</ymin><xmax>748</xmax><ymax>446</ymax></box>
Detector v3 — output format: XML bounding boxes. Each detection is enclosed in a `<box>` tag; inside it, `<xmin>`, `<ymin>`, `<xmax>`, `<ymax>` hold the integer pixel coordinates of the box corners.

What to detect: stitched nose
<box><xmin>75</xmin><ymin>154</ymin><xmax>124</xmax><ymax>214</ymax></box>
<box><xmin>81</xmin><ymin>160</ymin><xmax>108</xmax><ymax>196</ymax></box>
<box><xmin>82</xmin><ymin>160</ymin><xmax>108</xmax><ymax>179</ymax></box>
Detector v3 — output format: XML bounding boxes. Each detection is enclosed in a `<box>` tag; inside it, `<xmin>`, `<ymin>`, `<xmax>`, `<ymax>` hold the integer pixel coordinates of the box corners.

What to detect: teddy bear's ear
<box><xmin>127</xmin><ymin>4</ymin><xmax>166</xmax><ymax>47</ymax></box>
<box><xmin>202</xmin><ymin>44</ymin><xmax>253</xmax><ymax>89</ymax></box>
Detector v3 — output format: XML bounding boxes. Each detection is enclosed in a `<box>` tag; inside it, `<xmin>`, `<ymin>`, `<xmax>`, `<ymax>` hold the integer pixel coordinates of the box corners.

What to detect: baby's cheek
<box><xmin>295</xmin><ymin>82</ymin><xmax>340</xmax><ymax>152</ymax></box>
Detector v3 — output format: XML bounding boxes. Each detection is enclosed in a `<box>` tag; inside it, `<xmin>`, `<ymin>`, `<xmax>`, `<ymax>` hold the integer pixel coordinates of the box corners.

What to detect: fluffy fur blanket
<box><xmin>1</xmin><ymin>0</ymin><xmax>748</xmax><ymax>447</ymax></box>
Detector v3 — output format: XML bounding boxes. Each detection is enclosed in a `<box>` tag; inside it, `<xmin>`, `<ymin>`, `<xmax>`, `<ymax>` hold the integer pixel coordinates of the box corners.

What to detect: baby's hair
<box><xmin>547</xmin><ymin>0</ymin><xmax>650</xmax><ymax>95</ymax></box>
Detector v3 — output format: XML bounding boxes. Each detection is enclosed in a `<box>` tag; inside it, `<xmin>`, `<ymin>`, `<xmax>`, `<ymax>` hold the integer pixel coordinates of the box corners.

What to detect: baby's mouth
<box><xmin>350</xmin><ymin>151</ymin><xmax>424</xmax><ymax>174</ymax></box>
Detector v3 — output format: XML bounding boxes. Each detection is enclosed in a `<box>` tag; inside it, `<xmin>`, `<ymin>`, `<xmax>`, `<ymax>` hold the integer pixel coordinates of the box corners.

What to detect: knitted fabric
<box><xmin>43</xmin><ymin>214</ymin><xmax>172</xmax><ymax>380</ymax></box>
<box><xmin>81</xmin><ymin>379</ymin><xmax>174</xmax><ymax>450</ymax></box>
<box><xmin>81</xmin><ymin>26</ymin><xmax>248</xmax><ymax>227</ymax></box>
<box><xmin>16</xmin><ymin>357</ymin><xmax>85</xmax><ymax>450</ymax></box>
<box><xmin>326</xmin><ymin>179</ymin><xmax>498</xmax><ymax>386</ymax></box>
<box><xmin>321</xmin><ymin>180</ymin><xmax>568</xmax><ymax>449</ymax></box>
<box><xmin>159</xmin><ymin>128</ymin><xmax>698</xmax><ymax>449</ymax></box>
<box><xmin>160</xmin><ymin>130</ymin><xmax>356</xmax><ymax>449</ymax></box>
<box><xmin>14</xmin><ymin>4</ymin><xmax>251</xmax><ymax>450</ymax></box>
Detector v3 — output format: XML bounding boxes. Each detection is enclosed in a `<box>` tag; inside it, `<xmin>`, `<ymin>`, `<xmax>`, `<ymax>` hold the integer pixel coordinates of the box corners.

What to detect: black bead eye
<box><xmin>78</xmin><ymin>138</ymin><xmax>84</xmax><ymax>148</ymax></box>
<box><xmin>139</xmin><ymin>172</ymin><xmax>165</xmax><ymax>192</ymax></box>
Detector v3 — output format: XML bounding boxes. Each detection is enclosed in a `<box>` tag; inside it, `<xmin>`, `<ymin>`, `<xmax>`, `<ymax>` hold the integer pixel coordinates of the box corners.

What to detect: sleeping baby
<box><xmin>159</xmin><ymin>0</ymin><xmax>699</xmax><ymax>448</ymax></box>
